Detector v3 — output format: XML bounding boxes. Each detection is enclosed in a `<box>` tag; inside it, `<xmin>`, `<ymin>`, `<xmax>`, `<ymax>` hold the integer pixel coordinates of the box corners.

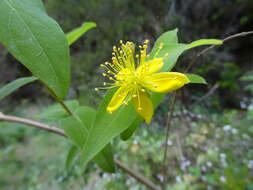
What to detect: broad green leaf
<box><xmin>0</xmin><ymin>76</ymin><xmax>37</xmax><ymax>100</ymax></box>
<box><xmin>186</xmin><ymin>74</ymin><xmax>207</xmax><ymax>84</ymax></box>
<box><xmin>0</xmin><ymin>0</ymin><xmax>70</xmax><ymax>99</ymax></box>
<box><xmin>65</xmin><ymin>145</ymin><xmax>78</xmax><ymax>170</ymax></box>
<box><xmin>40</xmin><ymin>100</ymin><xmax>79</xmax><ymax>120</ymax></box>
<box><xmin>76</xmin><ymin>106</ymin><xmax>115</xmax><ymax>173</ymax></box>
<box><xmin>74</xmin><ymin>106</ymin><xmax>96</xmax><ymax>130</ymax></box>
<box><xmin>60</xmin><ymin>115</ymin><xmax>88</xmax><ymax>147</ymax></box>
<box><xmin>67</xmin><ymin>22</ymin><xmax>96</xmax><ymax>46</ymax></box>
<box><xmin>61</xmin><ymin>106</ymin><xmax>115</xmax><ymax>173</ymax></box>
<box><xmin>81</xmin><ymin>89</ymin><xmax>137</xmax><ymax>166</ymax></box>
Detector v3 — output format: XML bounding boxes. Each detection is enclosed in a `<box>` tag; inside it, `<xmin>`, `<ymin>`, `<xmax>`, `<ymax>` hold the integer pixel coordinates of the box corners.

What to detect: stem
<box><xmin>162</xmin><ymin>92</ymin><xmax>177</xmax><ymax>190</ymax></box>
<box><xmin>0</xmin><ymin>112</ymin><xmax>66</xmax><ymax>137</ymax></box>
<box><xmin>115</xmin><ymin>159</ymin><xmax>161</xmax><ymax>190</ymax></box>
<box><xmin>44</xmin><ymin>84</ymin><xmax>74</xmax><ymax>115</ymax></box>
<box><xmin>0</xmin><ymin>112</ymin><xmax>160</xmax><ymax>190</ymax></box>
<box><xmin>58</xmin><ymin>99</ymin><xmax>74</xmax><ymax>115</ymax></box>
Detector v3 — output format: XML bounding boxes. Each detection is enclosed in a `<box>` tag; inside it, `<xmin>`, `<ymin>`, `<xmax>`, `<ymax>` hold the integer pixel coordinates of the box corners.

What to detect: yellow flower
<box><xmin>97</xmin><ymin>40</ymin><xmax>190</xmax><ymax>123</ymax></box>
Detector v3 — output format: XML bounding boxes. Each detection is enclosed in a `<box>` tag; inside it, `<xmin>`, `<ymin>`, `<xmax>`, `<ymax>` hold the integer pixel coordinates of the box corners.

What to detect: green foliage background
<box><xmin>0</xmin><ymin>0</ymin><xmax>253</xmax><ymax>189</ymax></box>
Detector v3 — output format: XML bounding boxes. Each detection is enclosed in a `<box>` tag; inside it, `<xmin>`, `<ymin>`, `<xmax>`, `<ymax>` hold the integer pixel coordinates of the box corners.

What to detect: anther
<box><xmin>159</xmin><ymin>43</ymin><xmax>164</xmax><ymax>49</ymax></box>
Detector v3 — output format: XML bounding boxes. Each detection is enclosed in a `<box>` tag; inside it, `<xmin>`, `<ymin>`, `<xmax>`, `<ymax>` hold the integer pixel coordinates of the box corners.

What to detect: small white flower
<box><xmin>242</xmin><ymin>134</ymin><xmax>250</xmax><ymax>139</ymax></box>
<box><xmin>175</xmin><ymin>176</ymin><xmax>182</xmax><ymax>183</ymax></box>
<box><xmin>167</xmin><ymin>140</ymin><xmax>173</xmax><ymax>146</ymax></box>
<box><xmin>220</xmin><ymin>153</ymin><xmax>226</xmax><ymax>159</ymax></box>
<box><xmin>248</xmin><ymin>103</ymin><xmax>253</xmax><ymax>110</ymax></box>
<box><xmin>247</xmin><ymin>160</ymin><xmax>253</xmax><ymax>169</ymax></box>
<box><xmin>220</xmin><ymin>176</ymin><xmax>226</xmax><ymax>183</ymax></box>
<box><xmin>231</xmin><ymin>128</ymin><xmax>238</xmax><ymax>134</ymax></box>
<box><xmin>223</xmin><ymin>125</ymin><xmax>231</xmax><ymax>131</ymax></box>
<box><xmin>201</xmin><ymin>166</ymin><xmax>207</xmax><ymax>172</ymax></box>
<box><xmin>221</xmin><ymin>161</ymin><xmax>228</xmax><ymax>167</ymax></box>
<box><xmin>126</xmin><ymin>179</ymin><xmax>132</xmax><ymax>185</ymax></box>
<box><xmin>157</xmin><ymin>174</ymin><xmax>164</xmax><ymax>182</ymax></box>
<box><xmin>207</xmin><ymin>161</ymin><xmax>213</xmax><ymax>167</ymax></box>
<box><xmin>183</xmin><ymin>109</ymin><xmax>188</xmax><ymax>114</ymax></box>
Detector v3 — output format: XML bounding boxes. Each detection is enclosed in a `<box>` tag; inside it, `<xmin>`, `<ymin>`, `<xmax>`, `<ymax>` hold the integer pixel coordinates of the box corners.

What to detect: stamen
<box><xmin>154</xmin><ymin>42</ymin><xmax>164</xmax><ymax>58</ymax></box>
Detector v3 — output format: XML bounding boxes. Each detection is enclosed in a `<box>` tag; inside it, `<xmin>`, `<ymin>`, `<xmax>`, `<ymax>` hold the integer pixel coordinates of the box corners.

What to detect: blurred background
<box><xmin>0</xmin><ymin>0</ymin><xmax>253</xmax><ymax>189</ymax></box>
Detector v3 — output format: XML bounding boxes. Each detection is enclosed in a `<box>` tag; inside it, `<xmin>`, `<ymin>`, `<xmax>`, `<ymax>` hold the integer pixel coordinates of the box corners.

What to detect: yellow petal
<box><xmin>137</xmin><ymin>58</ymin><xmax>164</xmax><ymax>75</ymax></box>
<box><xmin>132</xmin><ymin>91</ymin><xmax>153</xmax><ymax>124</ymax></box>
<box><xmin>107</xmin><ymin>87</ymin><xmax>129</xmax><ymax>114</ymax></box>
<box><xmin>143</xmin><ymin>72</ymin><xmax>190</xmax><ymax>93</ymax></box>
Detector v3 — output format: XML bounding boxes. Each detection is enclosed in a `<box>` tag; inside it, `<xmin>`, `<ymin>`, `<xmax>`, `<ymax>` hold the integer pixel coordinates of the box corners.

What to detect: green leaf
<box><xmin>185</xmin><ymin>74</ymin><xmax>207</xmax><ymax>84</ymax></box>
<box><xmin>65</xmin><ymin>145</ymin><xmax>78</xmax><ymax>170</ymax></box>
<box><xmin>0</xmin><ymin>0</ymin><xmax>70</xmax><ymax>99</ymax></box>
<box><xmin>121</xmin><ymin>116</ymin><xmax>142</xmax><ymax>141</ymax></box>
<box><xmin>93</xmin><ymin>144</ymin><xmax>115</xmax><ymax>173</ymax></box>
<box><xmin>80</xmin><ymin>89</ymin><xmax>137</xmax><ymax>166</ymax></box>
<box><xmin>40</xmin><ymin>100</ymin><xmax>79</xmax><ymax>120</ymax></box>
<box><xmin>60</xmin><ymin>115</ymin><xmax>88</xmax><ymax>147</ymax></box>
<box><xmin>74</xmin><ymin>106</ymin><xmax>96</xmax><ymax>130</ymax></box>
<box><xmin>188</xmin><ymin>39</ymin><xmax>222</xmax><ymax>48</ymax></box>
<box><xmin>150</xmin><ymin>32</ymin><xmax>222</xmax><ymax>72</ymax></box>
<box><xmin>151</xmin><ymin>29</ymin><xmax>178</xmax><ymax>52</ymax></box>
<box><xmin>61</xmin><ymin>106</ymin><xmax>115</xmax><ymax>173</ymax></box>
<box><xmin>67</xmin><ymin>22</ymin><xmax>96</xmax><ymax>46</ymax></box>
<box><xmin>0</xmin><ymin>76</ymin><xmax>37</xmax><ymax>100</ymax></box>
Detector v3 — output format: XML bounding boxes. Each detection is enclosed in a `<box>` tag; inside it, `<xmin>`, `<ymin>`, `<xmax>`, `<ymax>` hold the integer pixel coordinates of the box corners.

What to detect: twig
<box><xmin>192</xmin><ymin>83</ymin><xmax>219</xmax><ymax>107</ymax></box>
<box><xmin>185</xmin><ymin>31</ymin><xmax>253</xmax><ymax>73</ymax></box>
<box><xmin>0</xmin><ymin>112</ymin><xmax>66</xmax><ymax>137</ymax></box>
<box><xmin>0</xmin><ymin>112</ymin><xmax>160</xmax><ymax>190</ymax></box>
<box><xmin>162</xmin><ymin>92</ymin><xmax>177</xmax><ymax>190</ymax></box>
<box><xmin>114</xmin><ymin>159</ymin><xmax>161</xmax><ymax>190</ymax></box>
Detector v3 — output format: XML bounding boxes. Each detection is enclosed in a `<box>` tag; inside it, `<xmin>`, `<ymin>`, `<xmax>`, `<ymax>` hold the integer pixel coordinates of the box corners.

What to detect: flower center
<box><xmin>116</xmin><ymin>69</ymin><xmax>142</xmax><ymax>88</ymax></box>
